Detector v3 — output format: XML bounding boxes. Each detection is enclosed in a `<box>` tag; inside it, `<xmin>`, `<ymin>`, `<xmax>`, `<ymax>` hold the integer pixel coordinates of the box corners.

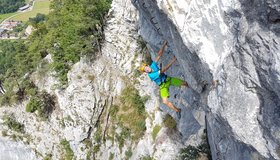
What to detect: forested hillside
<box><xmin>0</xmin><ymin>0</ymin><xmax>25</xmax><ymax>14</ymax></box>
<box><xmin>0</xmin><ymin>0</ymin><xmax>111</xmax><ymax>106</ymax></box>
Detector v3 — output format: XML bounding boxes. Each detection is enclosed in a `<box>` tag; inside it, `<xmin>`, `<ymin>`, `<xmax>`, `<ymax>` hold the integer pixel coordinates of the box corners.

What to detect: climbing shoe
<box><xmin>201</xmin><ymin>83</ymin><xmax>208</xmax><ymax>93</ymax></box>
<box><xmin>176</xmin><ymin>109</ymin><xmax>181</xmax><ymax>119</ymax></box>
<box><xmin>198</xmin><ymin>80</ymin><xmax>208</xmax><ymax>93</ymax></box>
<box><xmin>210</xmin><ymin>80</ymin><xmax>219</xmax><ymax>90</ymax></box>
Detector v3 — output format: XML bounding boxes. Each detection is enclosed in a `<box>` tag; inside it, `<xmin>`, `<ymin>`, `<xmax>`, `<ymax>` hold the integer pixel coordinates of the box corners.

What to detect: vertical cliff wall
<box><xmin>133</xmin><ymin>0</ymin><xmax>280</xmax><ymax>159</ymax></box>
<box><xmin>0</xmin><ymin>0</ymin><xmax>279</xmax><ymax>159</ymax></box>
<box><xmin>0</xmin><ymin>0</ymin><xmax>141</xmax><ymax>159</ymax></box>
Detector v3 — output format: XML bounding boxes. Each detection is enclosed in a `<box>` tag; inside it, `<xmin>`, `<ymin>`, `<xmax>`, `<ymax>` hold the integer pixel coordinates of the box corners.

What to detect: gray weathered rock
<box><xmin>0</xmin><ymin>138</ymin><xmax>36</xmax><ymax>160</ymax></box>
<box><xmin>133</xmin><ymin>0</ymin><xmax>280</xmax><ymax>159</ymax></box>
<box><xmin>1</xmin><ymin>0</ymin><xmax>279</xmax><ymax>159</ymax></box>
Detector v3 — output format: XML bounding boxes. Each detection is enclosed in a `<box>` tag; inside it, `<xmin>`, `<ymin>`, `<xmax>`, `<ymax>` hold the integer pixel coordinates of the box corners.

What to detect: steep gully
<box><xmin>132</xmin><ymin>0</ymin><xmax>213</xmax><ymax>142</ymax></box>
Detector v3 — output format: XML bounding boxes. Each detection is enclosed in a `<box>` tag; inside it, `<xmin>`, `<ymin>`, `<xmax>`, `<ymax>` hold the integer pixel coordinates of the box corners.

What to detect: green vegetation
<box><xmin>0</xmin><ymin>0</ymin><xmax>25</xmax><ymax>14</ymax></box>
<box><xmin>83</xmin><ymin>138</ymin><xmax>92</xmax><ymax>148</ymax></box>
<box><xmin>83</xmin><ymin>125</ymin><xmax>103</xmax><ymax>159</ymax></box>
<box><xmin>152</xmin><ymin>125</ymin><xmax>161</xmax><ymax>141</ymax></box>
<box><xmin>276</xmin><ymin>146</ymin><xmax>280</xmax><ymax>158</ymax></box>
<box><xmin>163</xmin><ymin>114</ymin><xmax>177</xmax><ymax>130</ymax></box>
<box><xmin>86</xmin><ymin>150</ymin><xmax>92</xmax><ymax>160</ymax></box>
<box><xmin>28</xmin><ymin>13</ymin><xmax>46</xmax><ymax>27</ymax></box>
<box><xmin>83</xmin><ymin>138</ymin><xmax>93</xmax><ymax>160</ymax></box>
<box><xmin>179</xmin><ymin>145</ymin><xmax>200</xmax><ymax>160</ymax></box>
<box><xmin>0</xmin><ymin>39</ymin><xmax>41</xmax><ymax>106</ymax></box>
<box><xmin>0</xmin><ymin>12</ymin><xmax>17</xmax><ymax>23</ymax></box>
<box><xmin>106</xmin><ymin>86</ymin><xmax>148</xmax><ymax>151</ymax></box>
<box><xmin>109</xmin><ymin>152</ymin><xmax>114</xmax><ymax>160</ymax></box>
<box><xmin>87</xmin><ymin>75</ymin><xmax>95</xmax><ymax>81</ymax></box>
<box><xmin>43</xmin><ymin>154</ymin><xmax>52</xmax><ymax>160</ymax></box>
<box><xmin>179</xmin><ymin>130</ymin><xmax>212</xmax><ymax>160</ymax></box>
<box><xmin>2</xmin><ymin>114</ymin><xmax>24</xmax><ymax>133</ymax></box>
<box><xmin>116</xmin><ymin>126</ymin><xmax>130</xmax><ymax>150</ymax></box>
<box><xmin>60</xmin><ymin>139</ymin><xmax>74</xmax><ymax>160</ymax></box>
<box><xmin>92</xmin><ymin>126</ymin><xmax>102</xmax><ymax>153</ymax></box>
<box><xmin>140</xmin><ymin>155</ymin><xmax>154</xmax><ymax>160</ymax></box>
<box><xmin>25</xmin><ymin>91</ymin><xmax>56</xmax><ymax>120</ymax></box>
<box><xmin>120</xmin><ymin>86</ymin><xmax>147</xmax><ymax>113</ymax></box>
<box><xmin>94</xmin><ymin>124</ymin><xmax>103</xmax><ymax>143</ymax></box>
<box><xmin>0</xmin><ymin>41</ymin><xmax>27</xmax><ymax>76</ymax></box>
<box><xmin>137</xmin><ymin>36</ymin><xmax>152</xmax><ymax>65</ymax></box>
<box><xmin>43</xmin><ymin>0</ymin><xmax>111</xmax><ymax>86</ymax></box>
<box><xmin>93</xmin><ymin>144</ymin><xmax>101</xmax><ymax>153</ymax></box>
<box><xmin>197</xmin><ymin>130</ymin><xmax>212</xmax><ymax>160</ymax></box>
<box><xmin>26</xmin><ymin>96</ymin><xmax>40</xmax><ymax>112</ymax></box>
<box><xmin>59</xmin><ymin>119</ymin><xmax>66</xmax><ymax>128</ymax></box>
<box><xmin>118</xmin><ymin>86</ymin><xmax>147</xmax><ymax>140</ymax></box>
<box><xmin>1</xmin><ymin>130</ymin><xmax>8</xmax><ymax>137</ymax></box>
<box><xmin>125</xmin><ymin>147</ymin><xmax>133</xmax><ymax>160</ymax></box>
<box><xmin>13</xmin><ymin>23</ymin><xmax>28</xmax><ymax>33</ymax></box>
<box><xmin>9</xmin><ymin>0</ymin><xmax>50</xmax><ymax>22</ymax></box>
<box><xmin>0</xmin><ymin>0</ymin><xmax>112</xmax><ymax>106</ymax></box>
<box><xmin>109</xmin><ymin>105</ymin><xmax>119</xmax><ymax>120</ymax></box>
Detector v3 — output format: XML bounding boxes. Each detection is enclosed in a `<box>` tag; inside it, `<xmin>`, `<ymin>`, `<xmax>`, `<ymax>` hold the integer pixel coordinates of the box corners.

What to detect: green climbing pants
<box><xmin>160</xmin><ymin>76</ymin><xmax>184</xmax><ymax>98</ymax></box>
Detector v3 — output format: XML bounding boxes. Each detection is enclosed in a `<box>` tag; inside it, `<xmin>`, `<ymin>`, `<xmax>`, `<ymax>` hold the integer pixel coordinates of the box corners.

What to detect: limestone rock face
<box><xmin>0</xmin><ymin>0</ymin><xmax>279</xmax><ymax>159</ymax></box>
<box><xmin>0</xmin><ymin>0</ymin><xmax>179</xmax><ymax>159</ymax></box>
<box><xmin>0</xmin><ymin>138</ymin><xmax>36</xmax><ymax>160</ymax></box>
<box><xmin>133</xmin><ymin>0</ymin><xmax>280</xmax><ymax>159</ymax></box>
<box><xmin>0</xmin><ymin>0</ymin><xmax>141</xmax><ymax>159</ymax></box>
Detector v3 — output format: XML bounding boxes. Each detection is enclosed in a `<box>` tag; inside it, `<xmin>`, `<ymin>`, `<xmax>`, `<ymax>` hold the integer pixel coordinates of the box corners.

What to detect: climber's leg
<box><xmin>162</xmin><ymin>97</ymin><xmax>181</xmax><ymax>112</ymax></box>
<box><xmin>170</xmin><ymin>77</ymin><xmax>188</xmax><ymax>88</ymax></box>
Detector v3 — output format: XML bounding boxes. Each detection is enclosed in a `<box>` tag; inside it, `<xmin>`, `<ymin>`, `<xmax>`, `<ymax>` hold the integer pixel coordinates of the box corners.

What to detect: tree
<box><xmin>0</xmin><ymin>0</ymin><xmax>112</xmax><ymax>106</ymax></box>
<box><xmin>29</xmin><ymin>13</ymin><xmax>47</xmax><ymax>28</ymax></box>
<box><xmin>0</xmin><ymin>0</ymin><xmax>25</xmax><ymax>14</ymax></box>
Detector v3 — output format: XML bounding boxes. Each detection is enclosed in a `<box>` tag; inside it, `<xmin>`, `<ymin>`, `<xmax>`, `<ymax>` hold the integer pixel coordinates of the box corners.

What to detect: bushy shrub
<box><xmin>29</xmin><ymin>13</ymin><xmax>47</xmax><ymax>26</ymax></box>
<box><xmin>197</xmin><ymin>130</ymin><xmax>212</xmax><ymax>159</ymax></box>
<box><xmin>120</xmin><ymin>86</ymin><xmax>146</xmax><ymax>114</ymax></box>
<box><xmin>93</xmin><ymin>144</ymin><xmax>101</xmax><ymax>153</ymax></box>
<box><xmin>26</xmin><ymin>97</ymin><xmax>40</xmax><ymax>113</ymax></box>
<box><xmin>106</xmin><ymin>86</ymin><xmax>148</xmax><ymax>151</ymax></box>
<box><xmin>152</xmin><ymin>125</ymin><xmax>161</xmax><ymax>141</ymax></box>
<box><xmin>163</xmin><ymin>114</ymin><xmax>176</xmax><ymax>130</ymax></box>
<box><xmin>109</xmin><ymin>153</ymin><xmax>114</xmax><ymax>160</ymax></box>
<box><xmin>43</xmin><ymin>154</ymin><xmax>52</xmax><ymax>160</ymax></box>
<box><xmin>0</xmin><ymin>0</ymin><xmax>25</xmax><ymax>14</ymax></box>
<box><xmin>2</xmin><ymin>130</ymin><xmax>8</xmax><ymax>137</ymax></box>
<box><xmin>125</xmin><ymin>147</ymin><xmax>133</xmax><ymax>159</ymax></box>
<box><xmin>0</xmin><ymin>0</ymin><xmax>112</xmax><ymax>95</ymax></box>
<box><xmin>179</xmin><ymin>131</ymin><xmax>212</xmax><ymax>160</ymax></box>
<box><xmin>179</xmin><ymin>145</ymin><xmax>200</xmax><ymax>160</ymax></box>
<box><xmin>0</xmin><ymin>90</ymin><xmax>17</xmax><ymax>106</ymax></box>
<box><xmin>140</xmin><ymin>155</ymin><xmax>154</xmax><ymax>160</ymax></box>
<box><xmin>60</xmin><ymin>139</ymin><xmax>74</xmax><ymax>160</ymax></box>
<box><xmin>116</xmin><ymin>126</ymin><xmax>130</xmax><ymax>150</ymax></box>
<box><xmin>25</xmin><ymin>91</ymin><xmax>56</xmax><ymax>120</ymax></box>
<box><xmin>3</xmin><ymin>114</ymin><xmax>24</xmax><ymax>133</ymax></box>
<box><xmin>109</xmin><ymin>105</ymin><xmax>119</xmax><ymax>120</ymax></box>
<box><xmin>117</xmin><ymin>86</ymin><xmax>147</xmax><ymax>140</ymax></box>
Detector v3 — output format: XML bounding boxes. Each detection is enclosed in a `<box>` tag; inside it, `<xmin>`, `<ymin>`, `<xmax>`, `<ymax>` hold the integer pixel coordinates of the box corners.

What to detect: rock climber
<box><xmin>139</xmin><ymin>41</ymin><xmax>189</xmax><ymax>119</ymax></box>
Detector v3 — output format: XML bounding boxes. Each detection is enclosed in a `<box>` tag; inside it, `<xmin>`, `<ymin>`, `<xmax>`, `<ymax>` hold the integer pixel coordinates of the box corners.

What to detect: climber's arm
<box><xmin>161</xmin><ymin>56</ymin><xmax>177</xmax><ymax>73</ymax></box>
<box><xmin>155</xmin><ymin>41</ymin><xmax>168</xmax><ymax>62</ymax></box>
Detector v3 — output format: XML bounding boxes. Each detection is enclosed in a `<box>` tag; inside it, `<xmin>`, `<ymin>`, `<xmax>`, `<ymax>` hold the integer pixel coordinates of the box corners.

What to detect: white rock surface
<box><xmin>0</xmin><ymin>0</ymin><xmax>185</xmax><ymax>159</ymax></box>
<box><xmin>0</xmin><ymin>138</ymin><xmax>36</xmax><ymax>160</ymax></box>
<box><xmin>2</xmin><ymin>0</ymin><xmax>279</xmax><ymax>159</ymax></box>
<box><xmin>133</xmin><ymin>0</ymin><xmax>280</xmax><ymax>159</ymax></box>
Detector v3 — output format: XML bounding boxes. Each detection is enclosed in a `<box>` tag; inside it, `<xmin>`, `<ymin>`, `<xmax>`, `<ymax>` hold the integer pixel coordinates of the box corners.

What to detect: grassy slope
<box><xmin>0</xmin><ymin>13</ymin><xmax>17</xmax><ymax>23</ymax></box>
<box><xmin>9</xmin><ymin>0</ymin><xmax>50</xmax><ymax>21</ymax></box>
